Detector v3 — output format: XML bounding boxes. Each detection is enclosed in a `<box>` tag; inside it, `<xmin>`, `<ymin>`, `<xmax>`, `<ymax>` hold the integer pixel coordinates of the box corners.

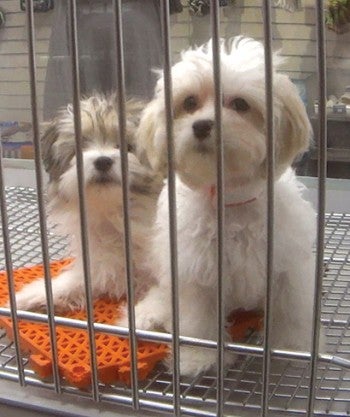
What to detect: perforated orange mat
<box><xmin>0</xmin><ymin>259</ymin><xmax>168</xmax><ymax>387</ymax></box>
<box><xmin>0</xmin><ymin>260</ymin><xmax>263</xmax><ymax>388</ymax></box>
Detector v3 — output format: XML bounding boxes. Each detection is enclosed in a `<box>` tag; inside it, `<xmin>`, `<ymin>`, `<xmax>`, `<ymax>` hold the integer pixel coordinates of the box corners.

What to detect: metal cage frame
<box><xmin>1</xmin><ymin>1</ymin><xmax>350</xmax><ymax>416</ymax></box>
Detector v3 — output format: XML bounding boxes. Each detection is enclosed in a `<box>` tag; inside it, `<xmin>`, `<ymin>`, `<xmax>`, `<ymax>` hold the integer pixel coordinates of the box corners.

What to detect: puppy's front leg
<box><xmin>270</xmin><ymin>270</ymin><xmax>326</xmax><ymax>353</ymax></box>
<box><xmin>123</xmin><ymin>283</ymin><xmax>236</xmax><ymax>377</ymax></box>
<box><xmin>119</xmin><ymin>284</ymin><xmax>171</xmax><ymax>330</ymax></box>
<box><xmin>175</xmin><ymin>284</ymin><xmax>236</xmax><ymax>376</ymax></box>
<box><xmin>14</xmin><ymin>264</ymin><xmax>86</xmax><ymax>312</ymax></box>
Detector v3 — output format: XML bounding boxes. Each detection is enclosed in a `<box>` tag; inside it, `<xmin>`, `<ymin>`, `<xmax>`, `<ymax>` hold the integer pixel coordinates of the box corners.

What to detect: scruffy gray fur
<box><xmin>14</xmin><ymin>93</ymin><xmax>162</xmax><ymax>312</ymax></box>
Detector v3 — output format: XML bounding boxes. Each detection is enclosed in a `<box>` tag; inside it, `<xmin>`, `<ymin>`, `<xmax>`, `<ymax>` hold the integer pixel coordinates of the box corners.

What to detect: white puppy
<box><xmin>15</xmin><ymin>94</ymin><xmax>162</xmax><ymax>312</ymax></box>
<box><xmin>120</xmin><ymin>38</ymin><xmax>324</xmax><ymax>376</ymax></box>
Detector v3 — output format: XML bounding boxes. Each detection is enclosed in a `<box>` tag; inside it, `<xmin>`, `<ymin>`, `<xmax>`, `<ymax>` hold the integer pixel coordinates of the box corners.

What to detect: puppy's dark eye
<box><xmin>82</xmin><ymin>136</ymin><xmax>92</xmax><ymax>148</ymax></box>
<box><xmin>229</xmin><ymin>97</ymin><xmax>250</xmax><ymax>112</ymax></box>
<box><xmin>183</xmin><ymin>95</ymin><xmax>198</xmax><ymax>112</ymax></box>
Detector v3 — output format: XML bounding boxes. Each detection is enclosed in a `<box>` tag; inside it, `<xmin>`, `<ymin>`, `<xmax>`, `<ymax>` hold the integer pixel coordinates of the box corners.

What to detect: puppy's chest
<box><xmin>225</xmin><ymin>217</ymin><xmax>265</xmax><ymax>264</ymax></box>
<box><xmin>180</xmin><ymin>212</ymin><xmax>266</xmax><ymax>308</ymax></box>
<box><xmin>87</xmin><ymin>218</ymin><xmax>134</xmax><ymax>254</ymax></box>
<box><xmin>224</xmin><ymin>224</ymin><xmax>266</xmax><ymax>308</ymax></box>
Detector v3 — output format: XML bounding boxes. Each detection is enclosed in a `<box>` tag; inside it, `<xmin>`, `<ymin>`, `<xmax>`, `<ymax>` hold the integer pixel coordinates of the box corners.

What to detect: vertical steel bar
<box><xmin>307</xmin><ymin>1</ymin><xmax>327</xmax><ymax>415</ymax></box>
<box><xmin>25</xmin><ymin>0</ymin><xmax>61</xmax><ymax>393</ymax></box>
<box><xmin>209</xmin><ymin>2</ymin><xmax>225</xmax><ymax>416</ymax></box>
<box><xmin>160</xmin><ymin>1</ymin><xmax>181</xmax><ymax>415</ymax></box>
<box><xmin>261</xmin><ymin>1</ymin><xmax>275</xmax><ymax>416</ymax></box>
<box><xmin>112</xmin><ymin>0</ymin><xmax>139</xmax><ymax>409</ymax></box>
<box><xmin>0</xmin><ymin>151</ymin><xmax>26</xmax><ymax>386</ymax></box>
<box><xmin>68</xmin><ymin>0</ymin><xmax>100</xmax><ymax>401</ymax></box>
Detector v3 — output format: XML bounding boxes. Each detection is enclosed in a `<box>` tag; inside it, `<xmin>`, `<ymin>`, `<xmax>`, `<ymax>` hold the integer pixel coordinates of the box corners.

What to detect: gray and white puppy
<box><xmin>15</xmin><ymin>94</ymin><xmax>162</xmax><ymax>311</ymax></box>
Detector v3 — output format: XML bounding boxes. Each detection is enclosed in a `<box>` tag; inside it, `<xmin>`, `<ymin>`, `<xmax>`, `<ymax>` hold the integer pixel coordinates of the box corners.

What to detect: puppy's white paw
<box><xmin>59</xmin><ymin>294</ymin><xmax>87</xmax><ymax>312</ymax></box>
<box><xmin>117</xmin><ymin>303</ymin><xmax>160</xmax><ymax>330</ymax></box>
<box><xmin>177</xmin><ymin>347</ymin><xmax>217</xmax><ymax>376</ymax></box>
<box><xmin>14</xmin><ymin>277</ymin><xmax>87</xmax><ymax>313</ymax></box>
<box><xmin>134</xmin><ymin>302</ymin><xmax>160</xmax><ymax>330</ymax></box>
<box><xmin>166</xmin><ymin>346</ymin><xmax>237</xmax><ymax>377</ymax></box>
<box><xmin>116</xmin><ymin>305</ymin><xmax>129</xmax><ymax>328</ymax></box>
<box><xmin>15</xmin><ymin>281</ymin><xmax>47</xmax><ymax>311</ymax></box>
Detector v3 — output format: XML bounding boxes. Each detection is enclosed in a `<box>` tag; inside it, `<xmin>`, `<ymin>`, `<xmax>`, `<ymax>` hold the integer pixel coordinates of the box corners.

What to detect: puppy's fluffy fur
<box><xmin>15</xmin><ymin>94</ymin><xmax>162</xmax><ymax>311</ymax></box>
<box><xmin>120</xmin><ymin>38</ymin><xmax>324</xmax><ymax>376</ymax></box>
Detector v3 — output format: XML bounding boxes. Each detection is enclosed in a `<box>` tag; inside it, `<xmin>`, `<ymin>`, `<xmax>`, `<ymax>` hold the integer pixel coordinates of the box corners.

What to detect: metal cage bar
<box><xmin>1</xmin><ymin>305</ymin><xmax>349</xmax><ymax>369</ymax></box>
<box><xmin>261</xmin><ymin>1</ymin><xmax>275</xmax><ymax>416</ymax></box>
<box><xmin>307</xmin><ymin>0</ymin><xmax>328</xmax><ymax>416</ymax></box>
<box><xmin>209</xmin><ymin>2</ymin><xmax>225</xmax><ymax>416</ymax></box>
<box><xmin>0</xmin><ymin>153</ymin><xmax>25</xmax><ymax>387</ymax></box>
<box><xmin>112</xmin><ymin>0</ymin><xmax>139</xmax><ymax>409</ymax></box>
<box><xmin>159</xmin><ymin>1</ymin><xmax>181</xmax><ymax>415</ymax></box>
<box><xmin>67</xmin><ymin>0</ymin><xmax>100</xmax><ymax>401</ymax></box>
<box><xmin>25</xmin><ymin>0</ymin><xmax>61</xmax><ymax>394</ymax></box>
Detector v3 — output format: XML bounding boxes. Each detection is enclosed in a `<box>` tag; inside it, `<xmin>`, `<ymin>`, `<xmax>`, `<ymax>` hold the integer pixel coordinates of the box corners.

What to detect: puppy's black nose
<box><xmin>192</xmin><ymin>119</ymin><xmax>214</xmax><ymax>140</ymax></box>
<box><xmin>94</xmin><ymin>156</ymin><xmax>114</xmax><ymax>172</ymax></box>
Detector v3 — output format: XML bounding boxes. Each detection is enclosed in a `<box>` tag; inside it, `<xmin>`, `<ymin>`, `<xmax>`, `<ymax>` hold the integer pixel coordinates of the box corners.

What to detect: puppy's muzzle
<box><xmin>192</xmin><ymin>119</ymin><xmax>214</xmax><ymax>141</ymax></box>
<box><xmin>91</xmin><ymin>156</ymin><xmax>118</xmax><ymax>185</ymax></box>
<box><xmin>94</xmin><ymin>156</ymin><xmax>114</xmax><ymax>172</ymax></box>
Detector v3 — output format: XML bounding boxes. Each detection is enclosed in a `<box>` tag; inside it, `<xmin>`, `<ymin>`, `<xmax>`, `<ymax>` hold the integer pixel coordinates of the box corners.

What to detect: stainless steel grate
<box><xmin>0</xmin><ymin>187</ymin><xmax>67</xmax><ymax>270</ymax></box>
<box><xmin>0</xmin><ymin>186</ymin><xmax>350</xmax><ymax>416</ymax></box>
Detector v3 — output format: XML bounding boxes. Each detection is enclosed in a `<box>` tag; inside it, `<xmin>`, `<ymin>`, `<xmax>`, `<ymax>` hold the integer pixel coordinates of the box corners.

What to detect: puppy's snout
<box><xmin>94</xmin><ymin>156</ymin><xmax>114</xmax><ymax>172</ymax></box>
<box><xmin>192</xmin><ymin>119</ymin><xmax>214</xmax><ymax>140</ymax></box>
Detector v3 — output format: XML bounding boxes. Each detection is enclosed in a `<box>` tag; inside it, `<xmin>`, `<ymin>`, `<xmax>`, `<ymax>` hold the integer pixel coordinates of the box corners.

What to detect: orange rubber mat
<box><xmin>0</xmin><ymin>260</ymin><xmax>263</xmax><ymax>388</ymax></box>
<box><xmin>0</xmin><ymin>259</ymin><xmax>168</xmax><ymax>387</ymax></box>
<box><xmin>227</xmin><ymin>309</ymin><xmax>264</xmax><ymax>341</ymax></box>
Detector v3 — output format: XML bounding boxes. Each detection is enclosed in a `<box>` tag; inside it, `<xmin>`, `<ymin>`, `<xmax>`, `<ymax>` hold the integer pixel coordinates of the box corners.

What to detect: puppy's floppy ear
<box><xmin>40</xmin><ymin>112</ymin><xmax>75</xmax><ymax>183</ymax></box>
<box><xmin>136</xmin><ymin>99</ymin><xmax>167</xmax><ymax>176</ymax></box>
<box><xmin>274</xmin><ymin>74</ymin><xmax>312</xmax><ymax>171</ymax></box>
<box><xmin>41</xmin><ymin>120</ymin><xmax>60</xmax><ymax>180</ymax></box>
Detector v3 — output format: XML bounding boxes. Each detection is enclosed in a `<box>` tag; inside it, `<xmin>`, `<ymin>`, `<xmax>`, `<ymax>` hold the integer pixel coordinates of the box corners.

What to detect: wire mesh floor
<box><xmin>0</xmin><ymin>187</ymin><xmax>350</xmax><ymax>416</ymax></box>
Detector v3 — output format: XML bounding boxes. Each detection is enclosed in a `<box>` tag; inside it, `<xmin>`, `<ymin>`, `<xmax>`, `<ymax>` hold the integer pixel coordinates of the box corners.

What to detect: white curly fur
<box><xmin>118</xmin><ymin>37</ymin><xmax>325</xmax><ymax>376</ymax></box>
